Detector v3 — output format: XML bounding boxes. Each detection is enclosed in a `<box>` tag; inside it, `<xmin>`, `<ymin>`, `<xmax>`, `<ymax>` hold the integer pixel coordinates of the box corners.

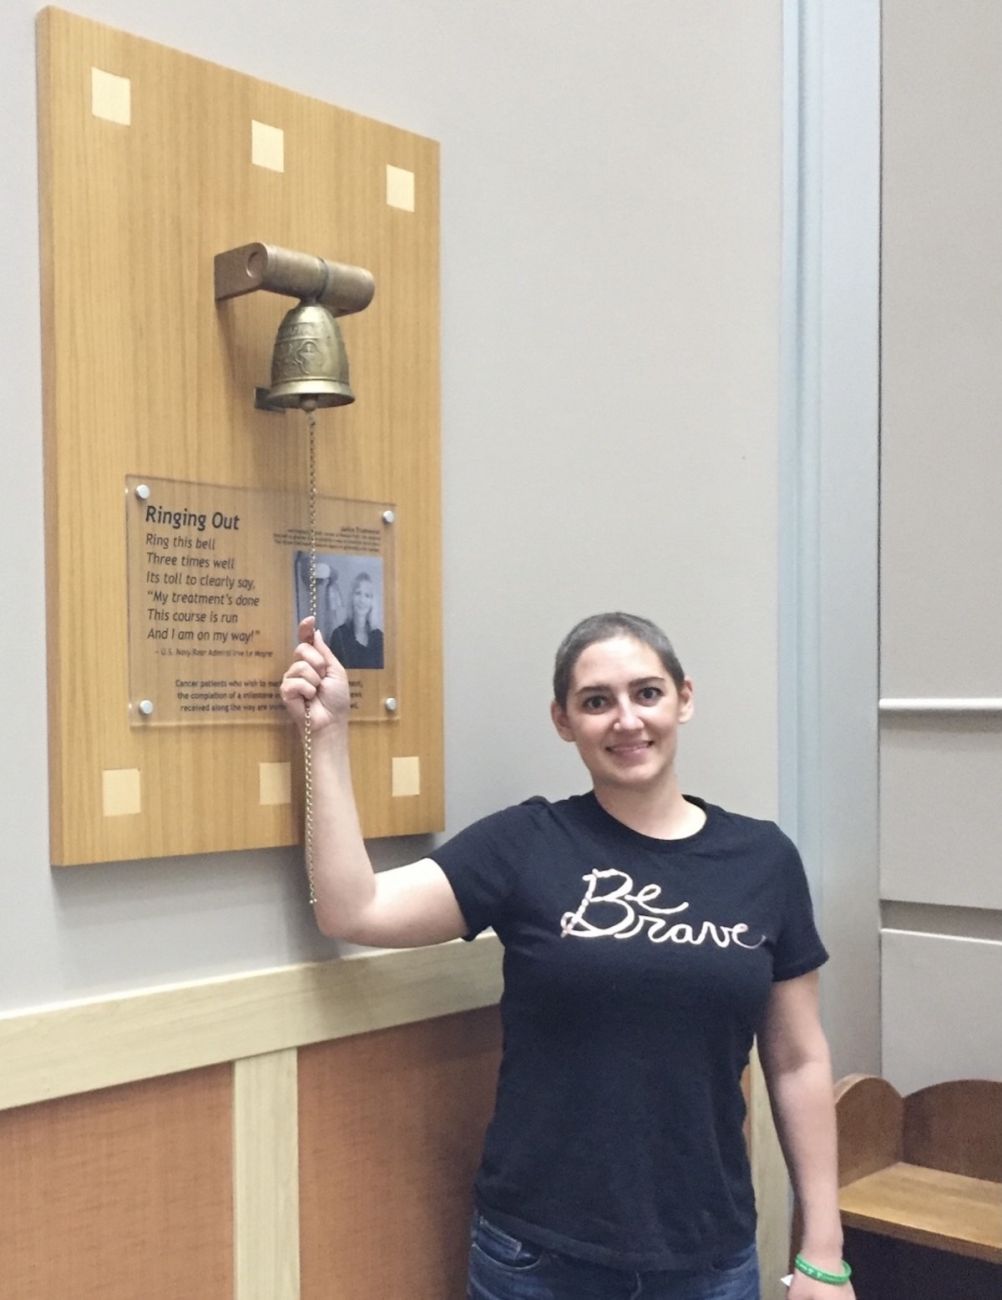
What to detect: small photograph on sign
<box><xmin>294</xmin><ymin>552</ymin><xmax>385</xmax><ymax>670</ymax></box>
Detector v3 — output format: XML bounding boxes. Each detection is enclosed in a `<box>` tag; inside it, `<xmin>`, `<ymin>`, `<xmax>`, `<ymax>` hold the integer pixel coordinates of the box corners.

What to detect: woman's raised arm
<box><xmin>280</xmin><ymin>617</ymin><xmax>468</xmax><ymax>946</ymax></box>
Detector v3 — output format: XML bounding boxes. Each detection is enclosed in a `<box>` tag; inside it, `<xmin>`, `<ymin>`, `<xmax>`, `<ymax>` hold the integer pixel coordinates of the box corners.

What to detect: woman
<box><xmin>280</xmin><ymin>611</ymin><xmax>854</xmax><ymax>1300</ymax></box>
<box><xmin>329</xmin><ymin>571</ymin><xmax>384</xmax><ymax>669</ymax></box>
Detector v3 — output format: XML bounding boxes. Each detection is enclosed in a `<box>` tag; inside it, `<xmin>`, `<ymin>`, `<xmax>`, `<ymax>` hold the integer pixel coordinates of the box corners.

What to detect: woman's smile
<box><xmin>608</xmin><ymin>739</ymin><xmax>654</xmax><ymax>758</ymax></box>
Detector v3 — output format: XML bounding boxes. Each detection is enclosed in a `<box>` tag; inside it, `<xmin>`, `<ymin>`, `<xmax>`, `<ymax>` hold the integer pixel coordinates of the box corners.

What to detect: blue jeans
<box><xmin>467</xmin><ymin>1214</ymin><xmax>760</xmax><ymax>1300</ymax></box>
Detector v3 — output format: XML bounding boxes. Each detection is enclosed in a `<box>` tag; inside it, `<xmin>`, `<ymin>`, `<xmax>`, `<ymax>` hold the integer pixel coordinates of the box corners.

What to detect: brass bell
<box><xmin>264</xmin><ymin>299</ymin><xmax>355</xmax><ymax>409</ymax></box>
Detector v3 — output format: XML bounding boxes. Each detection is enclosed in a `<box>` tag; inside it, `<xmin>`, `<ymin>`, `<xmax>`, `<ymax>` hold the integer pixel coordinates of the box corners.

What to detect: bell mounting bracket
<box><xmin>214</xmin><ymin>242</ymin><xmax>375</xmax><ymax>412</ymax></box>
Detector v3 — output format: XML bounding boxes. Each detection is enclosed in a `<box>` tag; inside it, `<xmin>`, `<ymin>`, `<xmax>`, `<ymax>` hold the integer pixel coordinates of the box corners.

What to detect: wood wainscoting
<box><xmin>299</xmin><ymin>1010</ymin><xmax>501</xmax><ymax>1299</ymax></box>
<box><xmin>0</xmin><ymin>1064</ymin><xmax>234</xmax><ymax>1300</ymax></box>
<box><xmin>0</xmin><ymin>936</ymin><xmax>788</xmax><ymax>1298</ymax></box>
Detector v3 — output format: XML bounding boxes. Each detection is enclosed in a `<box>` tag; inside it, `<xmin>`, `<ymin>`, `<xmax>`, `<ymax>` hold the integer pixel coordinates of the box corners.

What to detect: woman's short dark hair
<box><xmin>552</xmin><ymin>613</ymin><xmax>685</xmax><ymax>707</ymax></box>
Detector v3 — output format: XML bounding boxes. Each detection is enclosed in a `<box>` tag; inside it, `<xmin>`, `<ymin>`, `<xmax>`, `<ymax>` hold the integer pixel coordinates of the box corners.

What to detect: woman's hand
<box><xmin>280</xmin><ymin>616</ymin><xmax>351</xmax><ymax>733</ymax></box>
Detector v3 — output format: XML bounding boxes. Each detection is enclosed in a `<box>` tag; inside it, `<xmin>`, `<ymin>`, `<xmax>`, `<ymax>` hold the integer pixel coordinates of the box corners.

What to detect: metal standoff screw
<box><xmin>138</xmin><ymin>699</ymin><xmax>155</xmax><ymax>717</ymax></box>
<box><xmin>135</xmin><ymin>483</ymin><xmax>151</xmax><ymax>500</ymax></box>
<box><xmin>384</xmin><ymin>697</ymin><xmax>399</xmax><ymax>714</ymax></box>
<box><xmin>381</xmin><ymin>509</ymin><xmax>396</xmax><ymax>524</ymax></box>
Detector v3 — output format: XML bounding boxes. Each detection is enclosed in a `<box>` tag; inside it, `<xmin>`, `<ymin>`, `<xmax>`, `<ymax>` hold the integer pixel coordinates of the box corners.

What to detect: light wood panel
<box><xmin>0</xmin><ymin>1065</ymin><xmax>233</xmax><ymax>1300</ymax></box>
<box><xmin>37</xmin><ymin>7</ymin><xmax>442</xmax><ymax>864</ymax></box>
<box><xmin>234</xmin><ymin>1049</ymin><xmax>301</xmax><ymax>1300</ymax></box>
<box><xmin>747</xmin><ymin>1045</ymin><xmax>790</xmax><ymax>1288</ymax></box>
<box><xmin>834</xmin><ymin>1072</ymin><xmax>904</xmax><ymax>1186</ymax></box>
<box><xmin>298</xmin><ymin>1007</ymin><xmax>502</xmax><ymax>1300</ymax></box>
<box><xmin>840</xmin><ymin>1163</ymin><xmax>1001</xmax><ymax>1263</ymax></box>
<box><xmin>904</xmin><ymin>1079</ymin><xmax>1002</xmax><ymax>1182</ymax></box>
<box><xmin>835</xmin><ymin>1074</ymin><xmax>1002</xmax><ymax>1269</ymax></box>
<box><xmin>0</xmin><ymin>936</ymin><xmax>503</xmax><ymax>1112</ymax></box>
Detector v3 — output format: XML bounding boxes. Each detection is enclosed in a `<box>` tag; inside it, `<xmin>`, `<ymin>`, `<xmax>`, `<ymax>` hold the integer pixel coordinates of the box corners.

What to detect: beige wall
<box><xmin>880</xmin><ymin>0</ymin><xmax>1002</xmax><ymax>1091</ymax></box>
<box><xmin>0</xmin><ymin>0</ymin><xmax>796</xmax><ymax>1290</ymax></box>
<box><xmin>2</xmin><ymin>0</ymin><xmax>783</xmax><ymax>1010</ymax></box>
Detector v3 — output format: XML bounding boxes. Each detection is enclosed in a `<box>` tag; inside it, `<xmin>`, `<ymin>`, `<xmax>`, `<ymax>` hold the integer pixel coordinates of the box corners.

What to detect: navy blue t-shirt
<box><xmin>431</xmin><ymin>793</ymin><xmax>828</xmax><ymax>1271</ymax></box>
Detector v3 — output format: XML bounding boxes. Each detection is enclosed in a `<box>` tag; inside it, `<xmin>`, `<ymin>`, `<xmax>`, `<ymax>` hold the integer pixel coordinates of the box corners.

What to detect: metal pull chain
<box><xmin>304</xmin><ymin>405</ymin><xmax>318</xmax><ymax>906</ymax></box>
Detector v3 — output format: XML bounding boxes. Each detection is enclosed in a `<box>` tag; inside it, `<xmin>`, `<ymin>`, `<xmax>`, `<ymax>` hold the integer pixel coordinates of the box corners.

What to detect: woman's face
<box><xmin>550</xmin><ymin>635</ymin><xmax>693</xmax><ymax>795</ymax></box>
<box><xmin>352</xmin><ymin>579</ymin><xmax>374</xmax><ymax>622</ymax></box>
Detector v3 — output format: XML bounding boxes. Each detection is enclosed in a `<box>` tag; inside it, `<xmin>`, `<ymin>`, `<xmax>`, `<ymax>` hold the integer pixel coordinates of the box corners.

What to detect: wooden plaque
<box><xmin>38</xmin><ymin>7</ymin><xmax>442</xmax><ymax>864</ymax></box>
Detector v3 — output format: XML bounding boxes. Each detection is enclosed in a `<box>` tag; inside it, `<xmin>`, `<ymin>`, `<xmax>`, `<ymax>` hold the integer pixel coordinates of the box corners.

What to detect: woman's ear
<box><xmin>550</xmin><ymin>699</ymin><xmax>575</xmax><ymax>742</ymax></box>
<box><xmin>678</xmin><ymin>677</ymin><xmax>695</xmax><ymax>724</ymax></box>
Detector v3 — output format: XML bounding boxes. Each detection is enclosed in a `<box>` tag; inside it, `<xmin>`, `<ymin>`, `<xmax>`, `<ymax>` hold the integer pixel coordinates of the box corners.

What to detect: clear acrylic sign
<box><xmin>126</xmin><ymin>475</ymin><xmax>397</xmax><ymax>725</ymax></box>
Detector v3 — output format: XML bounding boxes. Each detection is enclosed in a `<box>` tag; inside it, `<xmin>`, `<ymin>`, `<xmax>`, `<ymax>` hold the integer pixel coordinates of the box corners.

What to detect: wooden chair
<box><xmin>821</xmin><ymin>1074</ymin><xmax>1002</xmax><ymax>1298</ymax></box>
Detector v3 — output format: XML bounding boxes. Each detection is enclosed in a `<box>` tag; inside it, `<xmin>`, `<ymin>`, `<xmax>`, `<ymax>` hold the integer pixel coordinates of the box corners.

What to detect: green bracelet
<box><xmin>794</xmin><ymin>1254</ymin><xmax>853</xmax><ymax>1286</ymax></box>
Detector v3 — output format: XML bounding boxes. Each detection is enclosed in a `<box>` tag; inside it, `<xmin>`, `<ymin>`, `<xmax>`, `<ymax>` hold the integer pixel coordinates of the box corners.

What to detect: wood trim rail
<box><xmin>0</xmin><ymin>935</ymin><xmax>503</xmax><ymax>1112</ymax></box>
